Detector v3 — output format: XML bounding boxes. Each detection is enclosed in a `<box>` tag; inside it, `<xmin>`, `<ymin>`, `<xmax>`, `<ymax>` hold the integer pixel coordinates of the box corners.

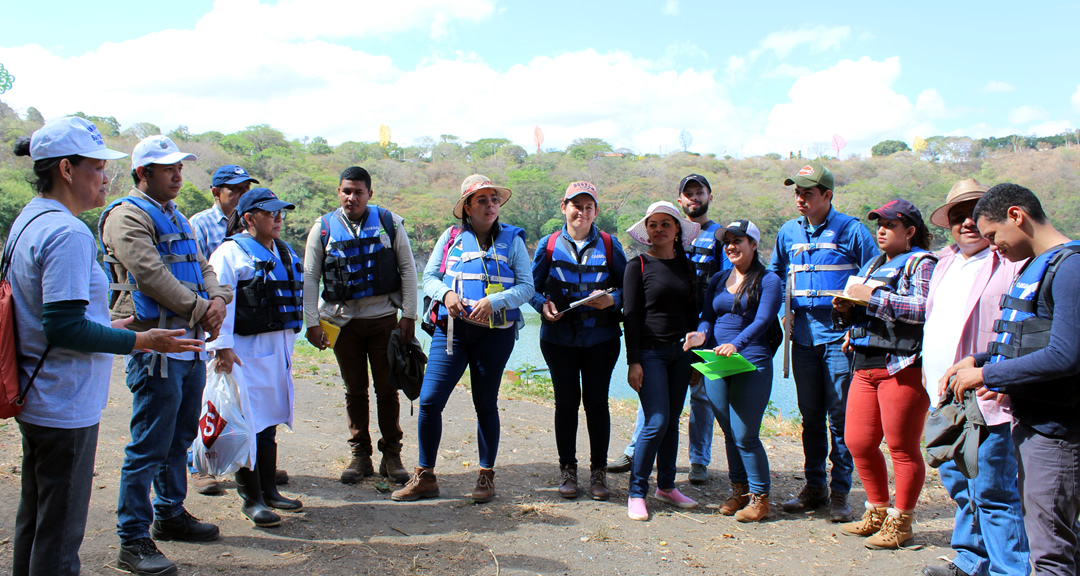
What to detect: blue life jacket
<box><xmin>848</xmin><ymin>248</ymin><xmax>936</xmax><ymax>353</ymax></box>
<box><xmin>228</xmin><ymin>235</ymin><xmax>304</xmax><ymax>336</ymax></box>
<box><xmin>319</xmin><ymin>207</ymin><xmax>400</xmax><ymax>303</ymax></box>
<box><xmin>988</xmin><ymin>242</ymin><xmax>1080</xmax><ymax>363</ymax></box>
<box><xmin>99</xmin><ymin>195</ymin><xmax>209</xmax><ymax>323</ymax></box>
<box><xmin>688</xmin><ymin>220</ymin><xmax>730</xmax><ymax>307</ymax></box>
<box><xmin>438</xmin><ymin>224</ymin><xmax>525</xmax><ymax>328</ymax></box>
<box><xmin>788</xmin><ymin>213</ymin><xmax>862</xmax><ymax>310</ymax></box>
<box><xmin>542</xmin><ymin>229</ymin><xmax>617</xmax><ymax>329</ymax></box>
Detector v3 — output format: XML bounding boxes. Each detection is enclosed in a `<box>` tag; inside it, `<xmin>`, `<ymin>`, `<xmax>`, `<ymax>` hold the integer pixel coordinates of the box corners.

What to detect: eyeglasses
<box><xmin>259</xmin><ymin>209</ymin><xmax>284</xmax><ymax>220</ymax></box>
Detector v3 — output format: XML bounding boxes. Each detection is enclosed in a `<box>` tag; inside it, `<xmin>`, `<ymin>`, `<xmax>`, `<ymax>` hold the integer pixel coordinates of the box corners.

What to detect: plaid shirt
<box><xmin>863</xmin><ymin>255</ymin><xmax>936</xmax><ymax>374</ymax></box>
<box><xmin>189</xmin><ymin>203</ymin><xmax>228</xmax><ymax>258</ymax></box>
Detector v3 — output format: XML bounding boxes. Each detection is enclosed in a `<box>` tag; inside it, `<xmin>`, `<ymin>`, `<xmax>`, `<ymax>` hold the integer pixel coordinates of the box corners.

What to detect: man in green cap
<box><xmin>767</xmin><ymin>162</ymin><xmax>878</xmax><ymax>522</ymax></box>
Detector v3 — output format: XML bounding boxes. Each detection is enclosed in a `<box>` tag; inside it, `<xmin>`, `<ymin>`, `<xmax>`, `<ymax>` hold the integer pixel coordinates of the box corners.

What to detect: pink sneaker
<box><xmin>654</xmin><ymin>487</ymin><xmax>698</xmax><ymax>509</ymax></box>
<box><xmin>627</xmin><ymin>497</ymin><xmax>649</xmax><ymax>521</ymax></box>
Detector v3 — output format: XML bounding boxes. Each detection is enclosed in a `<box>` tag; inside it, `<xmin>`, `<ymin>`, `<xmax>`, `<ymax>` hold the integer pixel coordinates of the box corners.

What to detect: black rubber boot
<box><xmin>234</xmin><ymin>467</ymin><xmax>281</xmax><ymax>527</ymax></box>
<box><xmin>259</xmin><ymin>440</ymin><xmax>303</xmax><ymax>511</ymax></box>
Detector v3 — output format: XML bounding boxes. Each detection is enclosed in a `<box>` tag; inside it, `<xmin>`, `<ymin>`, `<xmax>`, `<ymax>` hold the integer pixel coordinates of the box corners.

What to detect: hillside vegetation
<box><xmin>3</xmin><ymin>100</ymin><xmax>1079</xmax><ymax>263</ymax></box>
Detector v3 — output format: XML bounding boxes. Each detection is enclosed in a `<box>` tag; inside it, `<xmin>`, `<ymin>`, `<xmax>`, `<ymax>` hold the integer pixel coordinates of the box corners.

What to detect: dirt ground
<box><xmin>0</xmin><ymin>354</ymin><xmax>959</xmax><ymax>576</ymax></box>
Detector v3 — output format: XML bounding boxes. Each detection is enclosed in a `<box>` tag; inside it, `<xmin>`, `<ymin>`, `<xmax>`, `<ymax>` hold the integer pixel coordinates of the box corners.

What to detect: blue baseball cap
<box><xmin>237</xmin><ymin>188</ymin><xmax>295</xmax><ymax>217</ymax></box>
<box><xmin>212</xmin><ymin>165</ymin><xmax>259</xmax><ymax>188</ymax></box>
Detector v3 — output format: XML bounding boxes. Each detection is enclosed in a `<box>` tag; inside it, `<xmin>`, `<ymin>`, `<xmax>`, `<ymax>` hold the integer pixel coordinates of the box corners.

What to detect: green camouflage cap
<box><xmin>784</xmin><ymin>162</ymin><xmax>834</xmax><ymax>191</ymax></box>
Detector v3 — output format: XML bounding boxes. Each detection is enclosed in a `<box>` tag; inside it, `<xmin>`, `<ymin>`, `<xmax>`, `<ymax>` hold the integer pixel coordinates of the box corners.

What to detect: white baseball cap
<box><xmin>131</xmin><ymin>135</ymin><xmax>197</xmax><ymax>168</ymax></box>
<box><xmin>30</xmin><ymin>116</ymin><xmax>127</xmax><ymax>161</ymax></box>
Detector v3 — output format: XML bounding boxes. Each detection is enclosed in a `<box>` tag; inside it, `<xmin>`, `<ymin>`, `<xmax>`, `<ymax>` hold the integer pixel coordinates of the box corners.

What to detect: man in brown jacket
<box><xmin>100</xmin><ymin>135</ymin><xmax>232</xmax><ymax>576</ymax></box>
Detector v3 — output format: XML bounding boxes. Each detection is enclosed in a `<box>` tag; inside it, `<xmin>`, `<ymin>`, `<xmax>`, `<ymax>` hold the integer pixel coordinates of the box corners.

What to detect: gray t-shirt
<box><xmin>9</xmin><ymin>198</ymin><xmax>114</xmax><ymax>429</ymax></box>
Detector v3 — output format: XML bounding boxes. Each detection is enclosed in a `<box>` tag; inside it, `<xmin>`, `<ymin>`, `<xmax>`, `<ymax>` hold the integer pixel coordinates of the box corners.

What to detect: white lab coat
<box><xmin>207</xmin><ymin>238</ymin><xmax>296</xmax><ymax>433</ymax></box>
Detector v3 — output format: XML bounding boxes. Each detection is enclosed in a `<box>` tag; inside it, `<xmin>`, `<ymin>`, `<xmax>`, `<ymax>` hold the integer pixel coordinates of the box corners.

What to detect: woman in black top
<box><xmin>623</xmin><ymin>201</ymin><xmax>701</xmax><ymax>521</ymax></box>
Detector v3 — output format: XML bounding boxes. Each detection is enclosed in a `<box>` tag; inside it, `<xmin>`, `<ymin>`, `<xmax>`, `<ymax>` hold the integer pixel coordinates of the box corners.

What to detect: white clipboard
<box><xmin>556</xmin><ymin>287</ymin><xmax>615</xmax><ymax>316</ymax></box>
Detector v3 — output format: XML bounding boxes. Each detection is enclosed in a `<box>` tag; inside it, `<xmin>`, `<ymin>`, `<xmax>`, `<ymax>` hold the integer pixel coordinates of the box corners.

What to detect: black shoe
<box><xmin>118</xmin><ymin>537</ymin><xmax>177</xmax><ymax>576</ymax></box>
<box><xmin>922</xmin><ymin>563</ymin><xmax>970</xmax><ymax>576</ymax></box>
<box><xmin>150</xmin><ymin>510</ymin><xmax>220</xmax><ymax>542</ymax></box>
<box><xmin>829</xmin><ymin>490</ymin><xmax>853</xmax><ymax>522</ymax></box>
<box><xmin>688</xmin><ymin>463</ymin><xmax>709</xmax><ymax>485</ymax></box>
<box><xmin>780</xmin><ymin>484</ymin><xmax>829</xmax><ymax>513</ymax></box>
<box><xmin>606</xmin><ymin>454</ymin><xmax>632</xmax><ymax>474</ymax></box>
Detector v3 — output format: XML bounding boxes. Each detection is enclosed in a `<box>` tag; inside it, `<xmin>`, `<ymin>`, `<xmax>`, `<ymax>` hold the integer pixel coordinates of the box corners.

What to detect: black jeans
<box><xmin>14</xmin><ymin>420</ymin><xmax>99</xmax><ymax>576</ymax></box>
<box><xmin>542</xmin><ymin>338</ymin><xmax>621</xmax><ymax>469</ymax></box>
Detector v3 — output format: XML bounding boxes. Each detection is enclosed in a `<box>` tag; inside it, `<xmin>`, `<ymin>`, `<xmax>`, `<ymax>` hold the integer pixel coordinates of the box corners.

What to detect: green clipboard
<box><xmin>691</xmin><ymin>350</ymin><xmax>757</xmax><ymax>379</ymax></box>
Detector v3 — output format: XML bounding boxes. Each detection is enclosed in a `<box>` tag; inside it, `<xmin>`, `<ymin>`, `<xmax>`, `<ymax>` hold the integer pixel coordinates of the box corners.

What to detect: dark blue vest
<box><xmin>320</xmin><ymin>207</ymin><xmax>400</xmax><ymax>303</ymax></box>
<box><xmin>228</xmin><ymin>235</ymin><xmax>303</xmax><ymax>336</ymax></box>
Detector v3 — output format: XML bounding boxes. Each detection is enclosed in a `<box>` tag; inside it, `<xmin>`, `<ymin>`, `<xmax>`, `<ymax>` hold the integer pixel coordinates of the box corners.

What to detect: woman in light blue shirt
<box><xmin>9</xmin><ymin>117</ymin><xmax>200</xmax><ymax>576</ymax></box>
<box><xmin>392</xmin><ymin>174</ymin><xmax>533</xmax><ymax>505</ymax></box>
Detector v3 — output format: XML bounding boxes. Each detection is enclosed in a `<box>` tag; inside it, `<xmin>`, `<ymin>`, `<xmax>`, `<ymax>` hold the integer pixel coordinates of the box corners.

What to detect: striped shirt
<box><xmin>864</xmin><ymin>256</ymin><xmax>936</xmax><ymax>374</ymax></box>
<box><xmin>189</xmin><ymin>203</ymin><xmax>228</xmax><ymax>258</ymax></box>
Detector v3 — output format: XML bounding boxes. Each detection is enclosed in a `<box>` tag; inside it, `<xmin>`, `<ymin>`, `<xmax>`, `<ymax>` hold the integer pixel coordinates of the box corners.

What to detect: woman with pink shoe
<box><xmin>623</xmin><ymin>201</ymin><xmax>701</xmax><ymax>521</ymax></box>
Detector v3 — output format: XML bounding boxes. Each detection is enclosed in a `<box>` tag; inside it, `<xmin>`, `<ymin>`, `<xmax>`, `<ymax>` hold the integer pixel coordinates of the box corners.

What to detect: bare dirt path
<box><xmin>0</xmin><ymin>354</ymin><xmax>956</xmax><ymax>575</ymax></box>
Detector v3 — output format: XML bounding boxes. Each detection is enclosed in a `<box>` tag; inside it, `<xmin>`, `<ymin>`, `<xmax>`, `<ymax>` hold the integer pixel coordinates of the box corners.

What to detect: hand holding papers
<box><xmin>690</xmin><ymin>349</ymin><xmax>757</xmax><ymax>379</ymax></box>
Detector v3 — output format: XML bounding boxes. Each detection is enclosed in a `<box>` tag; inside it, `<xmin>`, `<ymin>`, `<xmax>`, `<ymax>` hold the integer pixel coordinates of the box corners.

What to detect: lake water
<box><xmin>414</xmin><ymin>305</ymin><xmax>801</xmax><ymax>418</ymax></box>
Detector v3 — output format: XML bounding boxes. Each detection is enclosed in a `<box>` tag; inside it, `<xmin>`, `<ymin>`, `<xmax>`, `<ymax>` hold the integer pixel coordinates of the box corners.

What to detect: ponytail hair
<box><xmin>13</xmin><ymin>137</ymin><xmax>84</xmax><ymax>194</ymax></box>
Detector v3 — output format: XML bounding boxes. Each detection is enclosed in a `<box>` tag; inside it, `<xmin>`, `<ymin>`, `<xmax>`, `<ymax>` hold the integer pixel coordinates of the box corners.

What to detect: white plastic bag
<box><xmin>191</xmin><ymin>367</ymin><xmax>256</xmax><ymax>476</ymax></box>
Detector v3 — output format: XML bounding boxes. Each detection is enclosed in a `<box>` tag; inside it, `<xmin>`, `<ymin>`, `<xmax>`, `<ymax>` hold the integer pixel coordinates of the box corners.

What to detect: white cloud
<box><xmin>662</xmin><ymin>0</ymin><xmax>679</xmax><ymax>16</ymax></box>
<box><xmin>194</xmin><ymin>0</ymin><xmax>495</xmax><ymax>41</ymax></box>
<box><xmin>915</xmin><ymin>89</ymin><xmax>947</xmax><ymax>118</ymax></box>
<box><xmin>758</xmin><ymin>26</ymin><xmax>851</xmax><ymax>59</ymax></box>
<box><xmin>1008</xmin><ymin>105</ymin><xmax>1047</xmax><ymax>125</ymax></box>
<box><xmin>0</xmin><ymin>34</ymin><xmax>751</xmax><ymax>157</ymax></box>
<box><xmin>1072</xmin><ymin>85</ymin><xmax>1080</xmax><ymax>112</ymax></box>
<box><xmin>982</xmin><ymin>81</ymin><xmax>1015</xmax><ymax>93</ymax></box>
<box><xmin>762</xmin><ymin>57</ymin><xmax>926</xmax><ymax>155</ymax></box>
<box><xmin>1028</xmin><ymin>120</ymin><xmax>1074</xmax><ymax>136</ymax></box>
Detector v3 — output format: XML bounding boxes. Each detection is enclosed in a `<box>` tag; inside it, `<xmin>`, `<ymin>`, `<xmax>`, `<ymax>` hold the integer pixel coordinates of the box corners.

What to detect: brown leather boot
<box><xmin>472</xmin><ymin>468</ymin><xmax>495</xmax><ymax>503</ymax></box>
<box><xmin>391</xmin><ymin>468</ymin><xmax>439</xmax><ymax>501</ymax></box>
<box><xmin>340</xmin><ymin>453</ymin><xmax>374</xmax><ymax>484</ymax></box>
<box><xmin>719</xmin><ymin>482</ymin><xmax>750</xmax><ymax>516</ymax></box>
<box><xmin>734</xmin><ymin>493</ymin><xmax>770</xmax><ymax>522</ymax></box>
<box><xmin>864</xmin><ymin>508</ymin><xmax>915</xmax><ymax>549</ymax></box>
<box><xmin>588</xmin><ymin>468</ymin><xmax>610</xmax><ymax>501</ymax></box>
<box><xmin>380</xmin><ymin>452</ymin><xmax>410</xmax><ymax>485</ymax></box>
<box><xmin>841</xmin><ymin>501</ymin><xmax>889</xmax><ymax>537</ymax></box>
<box><xmin>559</xmin><ymin>464</ymin><xmax>579</xmax><ymax>499</ymax></box>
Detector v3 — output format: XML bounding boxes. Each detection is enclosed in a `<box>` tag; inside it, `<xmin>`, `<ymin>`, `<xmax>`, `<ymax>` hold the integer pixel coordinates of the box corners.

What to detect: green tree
<box><xmin>122</xmin><ymin>122</ymin><xmax>161</xmax><ymax>139</ymax></box>
<box><xmin>168</xmin><ymin>125</ymin><xmax>193</xmax><ymax>142</ymax></box>
<box><xmin>566</xmin><ymin>138</ymin><xmax>613</xmax><ymax>160</ymax></box>
<box><xmin>465</xmin><ymin>138</ymin><xmax>512</xmax><ymax>160</ymax></box>
<box><xmin>501</xmin><ymin>167</ymin><xmax>559</xmax><ymax>243</ymax></box>
<box><xmin>308</xmin><ymin>136</ymin><xmax>332</xmax><ymax>155</ymax></box>
<box><xmin>174</xmin><ymin>182</ymin><xmax>213</xmax><ymax>217</ymax></box>
<box><xmin>871</xmin><ymin>140</ymin><xmax>911</xmax><ymax>157</ymax></box>
<box><xmin>25</xmin><ymin>107</ymin><xmax>44</xmax><ymax>127</ymax></box>
<box><xmin>74</xmin><ymin>112</ymin><xmax>120</xmax><ymax>136</ymax></box>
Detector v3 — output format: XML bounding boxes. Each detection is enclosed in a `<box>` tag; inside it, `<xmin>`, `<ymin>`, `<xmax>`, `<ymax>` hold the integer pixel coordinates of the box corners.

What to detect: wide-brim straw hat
<box><xmin>625</xmin><ymin>201</ymin><xmax>701</xmax><ymax>248</ymax></box>
<box><xmin>929</xmin><ymin>178</ymin><xmax>989</xmax><ymax>228</ymax></box>
<box><xmin>453</xmin><ymin>174</ymin><xmax>512</xmax><ymax>219</ymax></box>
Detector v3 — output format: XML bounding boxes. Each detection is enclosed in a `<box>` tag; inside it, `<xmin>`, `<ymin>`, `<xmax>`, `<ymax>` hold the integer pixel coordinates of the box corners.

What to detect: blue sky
<box><xmin>2</xmin><ymin>0</ymin><xmax>1078</xmax><ymax>156</ymax></box>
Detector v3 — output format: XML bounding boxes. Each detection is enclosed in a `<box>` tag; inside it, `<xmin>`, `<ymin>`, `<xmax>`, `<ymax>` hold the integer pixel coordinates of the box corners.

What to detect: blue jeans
<box><xmin>417</xmin><ymin>322</ymin><xmax>515</xmax><ymax>470</ymax></box>
<box><xmin>940</xmin><ymin>422</ymin><xmax>1028</xmax><ymax>576</ymax></box>
<box><xmin>629</xmin><ymin>347</ymin><xmax>693</xmax><ymax>499</ymax></box>
<box><xmin>687</xmin><ymin>375</ymin><xmax>714</xmax><ymax>466</ymax></box>
<box><xmin>116</xmin><ymin>353</ymin><xmax>205</xmax><ymax>543</ymax></box>
<box><xmin>703</xmin><ymin>364</ymin><xmax>773</xmax><ymax>495</ymax></box>
<box><xmin>791</xmin><ymin>342</ymin><xmax>854</xmax><ymax>493</ymax></box>
<box><xmin>14</xmin><ymin>421</ymin><xmax>98</xmax><ymax>576</ymax></box>
<box><xmin>1014</xmin><ymin>421</ymin><xmax>1080</xmax><ymax>576</ymax></box>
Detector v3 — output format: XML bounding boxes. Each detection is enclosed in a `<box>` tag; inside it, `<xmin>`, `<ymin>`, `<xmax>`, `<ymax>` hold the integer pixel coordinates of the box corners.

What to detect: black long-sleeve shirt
<box><xmin>623</xmin><ymin>254</ymin><xmax>697</xmax><ymax>363</ymax></box>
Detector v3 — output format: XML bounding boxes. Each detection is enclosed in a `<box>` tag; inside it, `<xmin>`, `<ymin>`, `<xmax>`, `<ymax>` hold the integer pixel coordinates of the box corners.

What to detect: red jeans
<box><xmin>844</xmin><ymin>366</ymin><xmax>929</xmax><ymax>511</ymax></box>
